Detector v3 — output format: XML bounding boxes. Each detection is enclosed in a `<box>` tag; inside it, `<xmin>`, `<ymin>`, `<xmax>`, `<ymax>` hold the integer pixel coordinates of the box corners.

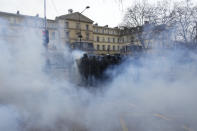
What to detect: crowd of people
<box><xmin>77</xmin><ymin>54</ymin><xmax>122</xmax><ymax>86</ymax></box>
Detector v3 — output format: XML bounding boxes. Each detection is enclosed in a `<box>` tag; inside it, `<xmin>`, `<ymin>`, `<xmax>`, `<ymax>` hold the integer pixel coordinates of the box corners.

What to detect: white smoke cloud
<box><xmin>0</xmin><ymin>105</ymin><xmax>20</xmax><ymax>131</ymax></box>
<box><xmin>0</xmin><ymin>17</ymin><xmax>197</xmax><ymax>131</ymax></box>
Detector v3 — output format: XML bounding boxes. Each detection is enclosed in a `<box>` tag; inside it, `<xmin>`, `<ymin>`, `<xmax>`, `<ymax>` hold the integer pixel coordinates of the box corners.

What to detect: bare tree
<box><xmin>122</xmin><ymin>0</ymin><xmax>174</xmax><ymax>27</ymax></box>
<box><xmin>172</xmin><ymin>0</ymin><xmax>197</xmax><ymax>43</ymax></box>
<box><xmin>121</xmin><ymin>1</ymin><xmax>154</xmax><ymax>48</ymax></box>
<box><xmin>154</xmin><ymin>0</ymin><xmax>175</xmax><ymax>25</ymax></box>
<box><xmin>121</xmin><ymin>0</ymin><xmax>175</xmax><ymax>48</ymax></box>
<box><xmin>123</xmin><ymin>1</ymin><xmax>150</xmax><ymax>27</ymax></box>
<box><xmin>122</xmin><ymin>0</ymin><xmax>197</xmax><ymax>48</ymax></box>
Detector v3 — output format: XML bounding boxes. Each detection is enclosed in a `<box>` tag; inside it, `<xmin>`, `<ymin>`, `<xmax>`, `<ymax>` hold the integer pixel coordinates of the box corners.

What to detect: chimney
<box><xmin>104</xmin><ymin>25</ymin><xmax>108</xmax><ymax>27</ymax></box>
<box><xmin>17</xmin><ymin>10</ymin><xmax>20</xmax><ymax>15</ymax></box>
<box><xmin>68</xmin><ymin>9</ymin><xmax>73</xmax><ymax>14</ymax></box>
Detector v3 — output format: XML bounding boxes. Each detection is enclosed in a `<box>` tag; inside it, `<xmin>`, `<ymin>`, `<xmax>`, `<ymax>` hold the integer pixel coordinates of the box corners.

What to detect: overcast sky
<box><xmin>0</xmin><ymin>0</ymin><xmax>195</xmax><ymax>27</ymax></box>
<box><xmin>0</xmin><ymin>0</ymin><xmax>134</xmax><ymax>27</ymax></box>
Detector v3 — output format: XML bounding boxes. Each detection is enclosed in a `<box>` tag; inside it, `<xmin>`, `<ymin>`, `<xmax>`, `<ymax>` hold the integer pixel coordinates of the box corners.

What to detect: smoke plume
<box><xmin>0</xmin><ymin>17</ymin><xmax>197</xmax><ymax>131</ymax></box>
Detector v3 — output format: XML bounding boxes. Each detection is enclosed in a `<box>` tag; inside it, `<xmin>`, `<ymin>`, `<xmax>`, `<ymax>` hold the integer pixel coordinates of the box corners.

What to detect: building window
<box><xmin>76</xmin><ymin>22</ymin><xmax>80</xmax><ymax>29</ymax></box>
<box><xmin>113</xmin><ymin>38</ymin><xmax>115</xmax><ymax>43</ymax></box>
<box><xmin>51</xmin><ymin>32</ymin><xmax>55</xmax><ymax>40</ymax></box>
<box><xmin>65</xmin><ymin>22</ymin><xmax>69</xmax><ymax>28</ymax></box>
<box><xmin>97</xmin><ymin>36</ymin><xmax>100</xmax><ymax>42</ymax></box>
<box><xmin>97</xmin><ymin>45</ymin><xmax>100</xmax><ymax>50</ymax></box>
<box><xmin>86</xmin><ymin>33</ymin><xmax>89</xmax><ymax>40</ymax></box>
<box><xmin>66</xmin><ymin>31</ymin><xmax>69</xmax><ymax>38</ymax></box>
<box><xmin>102</xmin><ymin>37</ymin><xmax>105</xmax><ymax>42</ymax></box>
<box><xmin>117</xmin><ymin>45</ymin><xmax>120</xmax><ymax>51</ymax></box>
<box><xmin>99</xmin><ymin>29</ymin><xmax>101</xmax><ymax>33</ymax></box>
<box><xmin>108</xmin><ymin>37</ymin><xmax>110</xmax><ymax>43</ymax></box>
<box><xmin>1</xmin><ymin>28</ymin><xmax>7</xmax><ymax>35</ymax></box>
<box><xmin>113</xmin><ymin>45</ymin><xmax>115</xmax><ymax>51</ymax></box>
<box><xmin>102</xmin><ymin>29</ymin><xmax>104</xmax><ymax>33</ymax></box>
<box><xmin>131</xmin><ymin>36</ymin><xmax>134</xmax><ymax>42</ymax></box>
<box><xmin>107</xmin><ymin>45</ymin><xmax>110</xmax><ymax>51</ymax></box>
<box><xmin>86</xmin><ymin>25</ymin><xmax>89</xmax><ymax>30</ymax></box>
<box><xmin>102</xmin><ymin>45</ymin><xmax>105</xmax><ymax>50</ymax></box>
<box><xmin>120</xmin><ymin>38</ymin><xmax>122</xmax><ymax>43</ymax></box>
<box><xmin>10</xmin><ymin>17</ymin><xmax>16</xmax><ymax>24</ymax></box>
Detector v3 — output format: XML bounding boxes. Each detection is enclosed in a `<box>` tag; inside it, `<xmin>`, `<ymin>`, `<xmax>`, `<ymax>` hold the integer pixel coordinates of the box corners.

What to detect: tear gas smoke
<box><xmin>0</xmin><ymin>18</ymin><xmax>197</xmax><ymax>131</ymax></box>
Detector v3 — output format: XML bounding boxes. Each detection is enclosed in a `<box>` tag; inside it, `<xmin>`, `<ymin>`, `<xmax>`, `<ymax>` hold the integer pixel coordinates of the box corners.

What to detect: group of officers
<box><xmin>77</xmin><ymin>54</ymin><xmax>122</xmax><ymax>86</ymax></box>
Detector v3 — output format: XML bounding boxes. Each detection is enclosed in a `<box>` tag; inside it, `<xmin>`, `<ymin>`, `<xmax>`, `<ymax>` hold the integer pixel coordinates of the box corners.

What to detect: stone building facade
<box><xmin>1</xmin><ymin>10</ymin><xmax>164</xmax><ymax>55</ymax></box>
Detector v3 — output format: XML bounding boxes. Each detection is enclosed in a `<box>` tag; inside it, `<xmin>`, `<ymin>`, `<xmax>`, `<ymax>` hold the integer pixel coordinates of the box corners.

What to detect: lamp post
<box><xmin>43</xmin><ymin>0</ymin><xmax>49</xmax><ymax>49</ymax></box>
<box><xmin>196</xmin><ymin>22</ymin><xmax>197</xmax><ymax>46</ymax></box>
<box><xmin>78</xmin><ymin>6</ymin><xmax>90</xmax><ymax>49</ymax></box>
<box><xmin>44</xmin><ymin>0</ymin><xmax>47</xmax><ymax>31</ymax></box>
<box><xmin>42</xmin><ymin>0</ymin><xmax>50</xmax><ymax>72</ymax></box>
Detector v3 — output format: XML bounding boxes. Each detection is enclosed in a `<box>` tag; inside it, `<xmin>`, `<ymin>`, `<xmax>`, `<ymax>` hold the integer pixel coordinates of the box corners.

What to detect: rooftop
<box><xmin>56</xmin><ymin>12</ymin><xmax>94</xmax><ymax>23</ymax></box>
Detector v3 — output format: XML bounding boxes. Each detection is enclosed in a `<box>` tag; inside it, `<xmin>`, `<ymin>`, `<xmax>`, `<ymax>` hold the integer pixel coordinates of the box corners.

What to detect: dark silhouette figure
<box><xmin>77</xmin><ymin>54</ymin><xmax>123</xmax><ymax>87</ymax></box>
